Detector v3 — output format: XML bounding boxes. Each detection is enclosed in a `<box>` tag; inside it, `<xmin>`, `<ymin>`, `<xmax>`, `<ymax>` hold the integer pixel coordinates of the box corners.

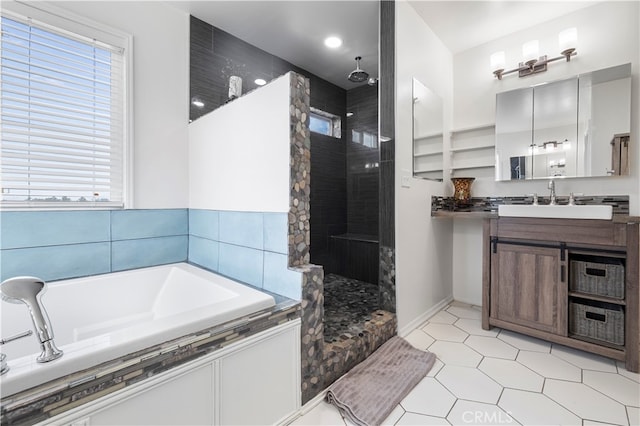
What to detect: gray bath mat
<box><xmin>326</xmin><ymin>335</ymin><xmax>436</xmax><ymax>426</ymax></box>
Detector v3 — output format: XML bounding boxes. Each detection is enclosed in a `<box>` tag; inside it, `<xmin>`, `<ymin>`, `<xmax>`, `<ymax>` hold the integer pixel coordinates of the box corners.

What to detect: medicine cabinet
<box><xmin>495</xmin><ymin>63</ymin><xmax>631</xmax><ymax>181</ymax></box>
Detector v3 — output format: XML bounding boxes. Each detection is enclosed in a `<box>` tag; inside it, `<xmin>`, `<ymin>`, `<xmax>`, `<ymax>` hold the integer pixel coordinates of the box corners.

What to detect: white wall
<box><xmin>54</xmin><ymin>1</ymin><xmax>190</xmax><ymax>209</ymax></box>
<box><xmin>189</xmin><ymin>74</ymin><xmax>291</xmax><ymax>212</ymax></box>
<box><xmin>451</xmin><ymin>1</ymin><xmax>640</xmax><ymax>305</ymax></box>
<box><xmin>395</xmin><ymin>1</ymin><xmax>454</xmax><ymax>334</ymax></box>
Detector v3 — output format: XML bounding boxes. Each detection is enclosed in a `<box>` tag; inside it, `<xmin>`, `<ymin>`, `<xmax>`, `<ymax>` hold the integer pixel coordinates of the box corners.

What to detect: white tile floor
<box><xmin>290</xmin><ymin>301</ymin><xmax>640</xmax><ymax>426</ymax></box>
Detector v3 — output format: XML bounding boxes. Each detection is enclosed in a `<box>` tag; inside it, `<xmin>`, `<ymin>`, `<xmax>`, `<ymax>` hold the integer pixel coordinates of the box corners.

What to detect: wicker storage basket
<box><xmin>570</xmin><ymin>255</ymin><xmax>625</xmax><ymax>299</ymax></box>
<box><xmin>569</xmin><ymin>300</ymin><xmax>624</xmax><ymax>346</ymax></box>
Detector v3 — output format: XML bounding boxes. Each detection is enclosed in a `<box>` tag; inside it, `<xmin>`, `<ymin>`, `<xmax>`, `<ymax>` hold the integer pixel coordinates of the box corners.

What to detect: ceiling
<box><xmin>169</xmin><ymin>1</ymin><xmax>599</xmax><ymax>90</ymax></box>
<box><xmin>409</xmin><ymin>1</ymin><xmax>598</xmax><ymax>54</ymax></box>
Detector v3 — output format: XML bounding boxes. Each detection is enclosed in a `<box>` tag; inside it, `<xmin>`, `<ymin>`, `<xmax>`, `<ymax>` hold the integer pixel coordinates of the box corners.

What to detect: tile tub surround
<box><xmin>0</xmin><ymin>208</ymin><xmax>301</xmax><ymax>301</ymax></box>
<box><xmin>188</xmin><ymin>209</ymin><xmax>302</xmax><ymax>300</ymax></box>
<box><xmin>431</xmin><ymin>194</ymin><xmax>630</xmax><ymax>215</ymax></box>
<box><xmin>0</xmin><ymin>209</ymin><xmax>188</xmax><ymax>282</ymax></box>
<box><xmin>0</xmin><ymin>300</ymin><xmax>300</xmax><ymax>425</ymax></box>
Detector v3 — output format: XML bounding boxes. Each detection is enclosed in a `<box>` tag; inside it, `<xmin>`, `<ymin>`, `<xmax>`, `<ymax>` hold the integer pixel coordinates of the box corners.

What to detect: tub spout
<box><xmin>0</xmin><ymin>276</ymin><xmax>63</xmax><ymax>363</ymax></box>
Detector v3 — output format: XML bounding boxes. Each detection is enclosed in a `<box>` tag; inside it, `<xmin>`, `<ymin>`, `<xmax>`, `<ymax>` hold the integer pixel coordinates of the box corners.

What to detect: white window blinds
<box><xmin>1</xmin><ymin>13</ymin><xmax>126</xmax><ymax>208</ymax></box>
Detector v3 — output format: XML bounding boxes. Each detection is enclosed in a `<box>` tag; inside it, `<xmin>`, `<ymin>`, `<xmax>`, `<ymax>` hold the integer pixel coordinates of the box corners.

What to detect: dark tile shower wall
<box><xmin>309</xmin><ymin>132</ymin><xmax>347</xmax><ymax>270</ymax></box>
<box><xmin>189</xmin><ymin>16</ymin><xmax>351</xmax><ymax>276</ymax></box>
<box><xmin>190</xmin><ymin>16</ymin><xmax>346</xmax><ymax>122</ymax></box>
<box><xmin>324</xmin><ymin>83</ymin><xmax>380</xmax><ymax>284</ymax></box>
<box><xmin>346</xmin><ymin>84</ymin><xmax>379</xmax><ymax>236</ymax></box>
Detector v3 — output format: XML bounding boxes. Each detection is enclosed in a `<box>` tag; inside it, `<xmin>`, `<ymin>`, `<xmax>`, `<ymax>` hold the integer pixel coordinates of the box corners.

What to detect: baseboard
<box><xmin>279</xmin><ymin>390</ymin><xmax>328</xmax><ymax>425</ymax></box>
<box><xmin>398</xmin><ymin>295</ymin><xmax>454</xmax><ymax>337</ymax></box>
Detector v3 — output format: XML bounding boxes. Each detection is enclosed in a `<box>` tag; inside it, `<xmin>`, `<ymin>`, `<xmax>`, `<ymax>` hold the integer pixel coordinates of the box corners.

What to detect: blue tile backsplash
<box><xmin>0</xmin><ymin>208</ymin><xmax>301</xmax><ymax>300</ymax></box>
<box><xmin>1</xmin><ymin>211</ymin><xmax>111</xmax><ymax>249</ymax></box>
<box><xmin>189</xmin><ymin>209</ymin><xmax>301</xmax><ymax>300</ymax></box>
<box><xmin>218</xmin><ymin>211</ymin><xmax>264</xmax><ymax>250</ymax></box>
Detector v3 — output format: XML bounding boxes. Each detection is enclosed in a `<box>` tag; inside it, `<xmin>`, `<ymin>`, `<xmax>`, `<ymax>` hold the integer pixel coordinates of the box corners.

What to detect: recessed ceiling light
<box><xmin>191</xmin><ymin>96</ymin><xmax>204</xmax><ymax>108</ymax></box>
<box><xmin>255</xmin><ymin>78</ymin><xmax>267</xmax><ymax>86</ymax></box>
<box><xmin>324</xmin><ymin>36</ymin><xmax>342</xmax><ymax>49</ymax></box>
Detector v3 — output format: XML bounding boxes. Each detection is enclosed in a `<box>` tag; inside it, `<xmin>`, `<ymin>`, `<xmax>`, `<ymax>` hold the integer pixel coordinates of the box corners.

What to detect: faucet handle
<box><xmin>527</xmin><ymin>193</ymin><xmax>539</xmax><ymax>205</ymax></box>
<box><xmin>568</xmin><ymin>192</ymin><xmax>584</xmax><ymax>206</ymax></box>
<box><xmin>0</xmin><ymin>330</ymin><xmax>33</xmax><ymax>345</ymax></box>
<box><xmin>1</xmin><ymin>330</ymin><xmax>33</xmax><ymax>375</ymax></box>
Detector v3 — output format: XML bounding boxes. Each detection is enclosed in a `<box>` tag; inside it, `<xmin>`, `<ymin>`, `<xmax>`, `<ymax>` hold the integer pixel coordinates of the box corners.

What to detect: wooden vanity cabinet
<box><xmin>491</xmin><ymin>243</ymin><xmax>566</xmax><ymax>335</ymax></box>
<box><xmin>482</xmin><ymin>217</ymin><xmax>639</xmax><ymax>373</ymax></box>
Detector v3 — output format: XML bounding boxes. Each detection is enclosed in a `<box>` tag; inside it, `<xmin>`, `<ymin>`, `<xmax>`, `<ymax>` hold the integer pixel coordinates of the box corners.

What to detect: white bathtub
<box><xmin>0</xmin><ymin>263</ymin><xmax>275</xmax><ymax>396</ymax></box>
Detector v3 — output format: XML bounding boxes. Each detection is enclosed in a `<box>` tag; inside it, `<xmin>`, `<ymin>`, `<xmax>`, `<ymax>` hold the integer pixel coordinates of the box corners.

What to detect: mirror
<box><xmin>495</xmin><ymin>63</ymin><xmax>631</xmax><ymax>181</ymax></box>
<box><xmin>412</xmin><ymin>78</ymin><xmax>443</xmax><ymax>181</ymax></box>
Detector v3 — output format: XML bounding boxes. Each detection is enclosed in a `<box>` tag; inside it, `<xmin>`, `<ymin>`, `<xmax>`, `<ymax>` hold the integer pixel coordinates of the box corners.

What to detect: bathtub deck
<box><xmin>0</xmin><ymin>300</ymin><xmax>300</xmax><ymax>425</ymax></box>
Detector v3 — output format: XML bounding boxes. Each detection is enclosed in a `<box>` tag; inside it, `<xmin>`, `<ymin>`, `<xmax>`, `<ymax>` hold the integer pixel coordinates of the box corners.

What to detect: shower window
<box><xmin>352</xmin><ymin>130</ymin><xmax>378</xmax><ymax>148</ymax></box>
<box><xmin>309</xmin><ymin>107</ymin><xmax>341</xmax><ymax>138</ymax></box>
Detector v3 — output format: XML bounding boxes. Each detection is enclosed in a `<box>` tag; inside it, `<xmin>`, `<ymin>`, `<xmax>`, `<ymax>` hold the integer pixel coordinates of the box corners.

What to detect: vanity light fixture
<box><xmin>532</xmin><ymin>139</ymin><xmax>571</xmax><ymax>153</ymax></box>
<box><xmin>491</xmin><ymin>27</ymin><xmax>577</xmax><ymax>80</ymax></box>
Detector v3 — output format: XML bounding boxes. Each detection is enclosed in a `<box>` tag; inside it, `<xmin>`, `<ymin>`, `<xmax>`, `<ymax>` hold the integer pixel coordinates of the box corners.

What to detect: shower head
<box><xmin>348</xmin><ymin>56</ymin><xmax>369</xmax><ymax>83</ymax></box>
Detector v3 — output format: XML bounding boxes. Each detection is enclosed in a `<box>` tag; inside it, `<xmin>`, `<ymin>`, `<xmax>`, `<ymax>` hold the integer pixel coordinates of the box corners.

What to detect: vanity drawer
<box><xmin>570</xmin><ymin>255</ymin><xmax>625</xmax><ymax>299</ymax></box>
<box><xmin>569</xmin><ymin>299</ymin><xmax>624</xmax><ymax>346</ymax></box>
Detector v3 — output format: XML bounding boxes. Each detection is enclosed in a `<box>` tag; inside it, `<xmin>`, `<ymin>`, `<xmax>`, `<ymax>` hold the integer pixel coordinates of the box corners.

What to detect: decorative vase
<box><xmin>451</xmin><ymin>177</ymin><xmax>475</xmax><ymax>203</ymax></box>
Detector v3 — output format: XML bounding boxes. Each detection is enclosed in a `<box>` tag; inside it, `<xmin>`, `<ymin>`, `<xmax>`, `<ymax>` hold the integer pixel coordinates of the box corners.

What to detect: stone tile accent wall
<box><xmin>0</xmin><ymin>302</ymin><xmax>300</xmax><ymax>425</ymax></box>
<box><xmin>297</xmin><ymin>265</ymin><xmax>325</xmax><ymax>404</ymax></box>
<box><xmin>431</xmin><ymin>195</ymin><xmax>630</xmax><ymax>215</ymax></box>
<box><xmin>379</xmin><ymin>245</ymin><xmax>396</xmax><ymax>313</ymax></box>
<box><xmin>288</xmin><ymin>73</ymin><xmax>311</xmax><ymax>267</ymax></box>
<box><xmin>323</xmin><ymin>310</ymin><xmax>397</xmax><ymax>387</ymax></box>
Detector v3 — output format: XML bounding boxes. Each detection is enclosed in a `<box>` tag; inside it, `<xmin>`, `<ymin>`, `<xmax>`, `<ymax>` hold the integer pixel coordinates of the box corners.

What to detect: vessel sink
<box><xmin>498</xmin><ymin>204</ymin><xmax>613</xmax><ymax>220</ymax></box>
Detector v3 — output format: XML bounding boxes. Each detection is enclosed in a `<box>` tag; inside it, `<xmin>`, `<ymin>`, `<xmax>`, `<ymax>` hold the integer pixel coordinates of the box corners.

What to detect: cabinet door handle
<box><xmin>561</xmin><ymin>264</ymin><xmax>565</xmax><ymax>282</ymax></box>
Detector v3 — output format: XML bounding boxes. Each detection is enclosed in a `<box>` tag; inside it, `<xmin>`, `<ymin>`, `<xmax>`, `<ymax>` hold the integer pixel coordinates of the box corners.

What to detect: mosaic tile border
<box><xmin>0</xmin><ymin>302</ymin><xmax>300</xmax><ymax>425</ymax></box>
<box><xmin>431</xmin><ymin>195</ymin><xmax>630</xmax><ymax>215</ymax></box>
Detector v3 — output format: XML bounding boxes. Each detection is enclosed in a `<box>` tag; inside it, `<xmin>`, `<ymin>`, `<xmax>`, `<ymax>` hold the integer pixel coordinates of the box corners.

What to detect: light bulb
<box><xmin>559</xmin><ymin>27</ymin><xmax>577</xmax><ymax>55</ymax></box>
<box><xmin>490</xmin><ymin>51</ymin><xmax>506</xmax><ymax>72</ymax></box>
<box><xmin>522</xmin><ymin>40</ymin><xmax>539</xmax><ymax>65</ymax></box>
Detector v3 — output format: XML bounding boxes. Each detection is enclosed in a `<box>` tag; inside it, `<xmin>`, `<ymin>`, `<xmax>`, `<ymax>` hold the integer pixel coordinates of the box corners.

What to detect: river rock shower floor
<box><xmin>323</xmin><ymin>274</ymin><xmax>382</xmax><ymax>343</ymax></box>
<box><xmin>321</xmin><ymin>273</ymin><xmax>397</xmax><ymax>388</ymax></box>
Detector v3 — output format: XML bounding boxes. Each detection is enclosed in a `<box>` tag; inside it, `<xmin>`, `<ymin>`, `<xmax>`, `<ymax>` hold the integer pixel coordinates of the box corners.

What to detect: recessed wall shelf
<box><xmin>415</xmin><ymin>168</ymin><xmax>444</xmax><ymax>174</ymax></box>
<box><xmin>450</xmin><ymin>143</ymin><xmax>496</xmax><ymax>153</ymax></box>
<box><xmin>450</xmin><ymin>164</ymin><xmax>494</xmax><ymax>171</ymax></box>
<box><xmin>414</xmin><ymin>151</ymin><xmax>444</xmax><ymax>158</ymax></box>
<box><xmin>450</xmin><ymin>123</ymin><xmax>495</xmax><ymax>176</ymax></box>
<box><xmin>450</xmin><ymin>123</ymin><xmax>495</xmax><ymax>134</ymax></box>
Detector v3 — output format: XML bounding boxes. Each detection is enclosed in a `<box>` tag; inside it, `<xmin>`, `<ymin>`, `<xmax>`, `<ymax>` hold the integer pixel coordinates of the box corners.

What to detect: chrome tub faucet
<box><xmin>1</xmin><ymin>277</ymin><xmax>63</xmax><ymax>363</ymax></box>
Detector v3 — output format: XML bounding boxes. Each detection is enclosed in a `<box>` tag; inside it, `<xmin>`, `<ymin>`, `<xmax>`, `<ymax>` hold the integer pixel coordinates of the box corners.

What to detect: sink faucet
<box><xmin>0</xmin><ymin>277</ymin><xmax>63</xmax><ymax>363</ymax></box>
<box><xmin>548</xmin><ymin>180</ymin><xmax>557</xmax><ymax>205</ymax></box>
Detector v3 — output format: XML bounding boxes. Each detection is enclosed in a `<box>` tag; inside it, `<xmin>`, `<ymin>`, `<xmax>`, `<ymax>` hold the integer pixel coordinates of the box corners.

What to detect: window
<box><xmin>1</xmin><ymin>9</ymin><xmax>128</xmax><ymax>208</ymax></box>
<box><xmin>309</xmin><ymin>107</ymin><xmax>341</xmax><ymax>138</ymax></box>
<box><xmin>352</xmin><ymin>130</ymin><xmax>378</xmax><ymax>148</ymax></box>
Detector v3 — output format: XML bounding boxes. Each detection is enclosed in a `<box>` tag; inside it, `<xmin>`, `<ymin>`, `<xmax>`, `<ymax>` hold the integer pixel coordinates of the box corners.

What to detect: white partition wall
<box><xmin>188</xmin><ymin>73</ymin><xmax>292</xmax><ymax>213</ymax></box>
